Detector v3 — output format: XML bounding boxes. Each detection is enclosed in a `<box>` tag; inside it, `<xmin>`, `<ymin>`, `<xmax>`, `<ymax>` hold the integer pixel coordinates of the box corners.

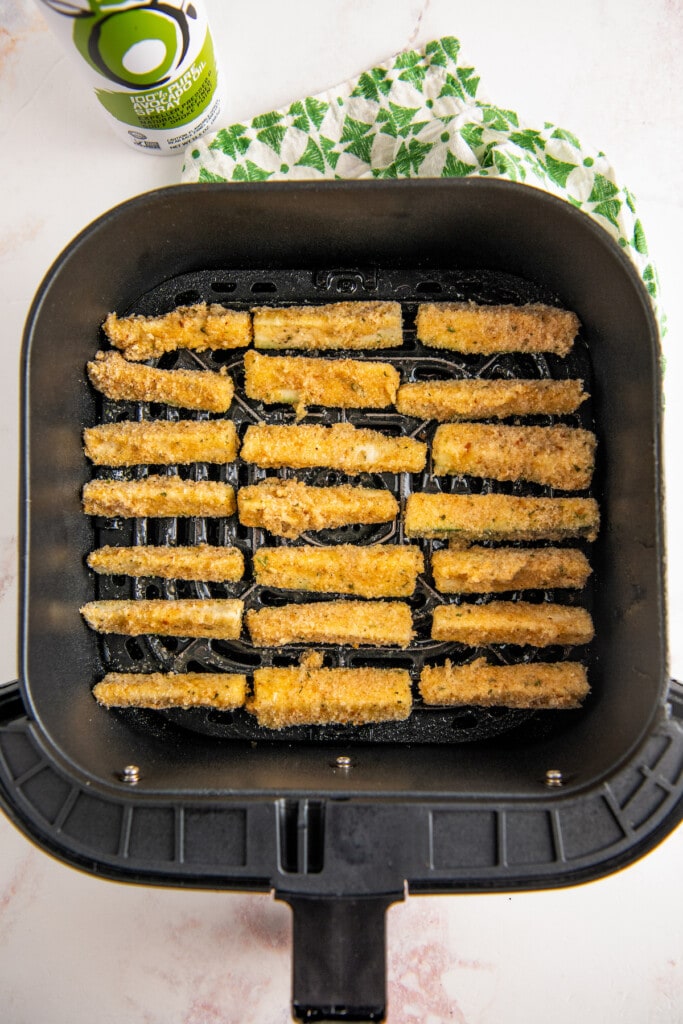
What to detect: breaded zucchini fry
<box><xmin>87</xmin><ymin>543</ymin><xmax>244</xmax><ymax>582</ymax></box>
<box><xmin>244</xmin><ymin>350</ymin><xmax>399</xmax><ymax>419</ymax></box>
<box><xmin>93</xmin><ymin>671</ymin><xmax>247</xmax><ymax>709</ymax></box>
<box><xmin>248</xmin><ymin>664</ymin><xmax>412</xmax><ymax>727</ymax></box>
<box><xmin>80</xmin><ymin>598</ymin><xmax>244</xmax><ymax>638</ymax></box>
<box><xmin>431</xmin><ymin>601</ymin><xmax>594</xmax><ymax>646</ymax></box>
<box><xmin>419</xmin><ymin>657</ymin><xmax>589</xmax><ymax>709</ymax></box>
<box><xmin>246</xmin><ymin>600</ymin><xmax>414</xmax><ymax>647</ymax></box>
<box><xmin>253</xmin><ymin>543</ymin><xmax>424</xmax><ymax>597</ymax></box>
<box><xmin>87</xmin><ymin>350</ymin><xmax>234</xmax><ymax>412</ymax></box>
<box><xmin>83</xmin><ymin>419</ymin><xmax>239</xmax><ymax>467</ymax></box>
<box><xmin>396</xmin><ymin>378</ymin><xmax>587</xmax><ymax>421</ymax></box>
<box><xmin>405</xmin><ymin>493</ymin><xmax>599</xmax><ymax>542</ymax></box>
<box><xmin>82</xmin><ymin>476</ymin><xmax>236</xmax><ymax>518</ymax></box>
<box><xmin>431</xmin><ymin>546</ymin><xmax>591</xmax><ymax>593</ymax></box>
<box><xmin>103</xmin><ymin>303</ymin><xmax>251</xmax><ymax>361</ymax></box>
<box><xmin>416</xmin><ymin>302</ymin><xmax>579</xmax><ymax>355</ymax></box>
<box><xmin>237</xmin><ymin>478</ymin><xmax>398</xmax><ymax>539</ymax></box>
<box><xmin>432</xmin><ymin>423</ymin><xmax>596</xmax><ymax>490</ymax></box>
<box><xmin>252</xmin><ymin>301</ymin><xmax>402</xmax><ymax>350</ymax></box>
<box><xmin>241</xmin><ymin>423</ymin><xmax>426</xmax><ymax>474</ymax></box>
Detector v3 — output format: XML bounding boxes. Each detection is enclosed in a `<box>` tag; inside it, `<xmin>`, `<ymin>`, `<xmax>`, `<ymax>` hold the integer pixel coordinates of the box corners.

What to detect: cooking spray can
<box><xmin>35</xmin><ymin>1</ymin><xmax>223</xmax><ymax>154</ymax></box>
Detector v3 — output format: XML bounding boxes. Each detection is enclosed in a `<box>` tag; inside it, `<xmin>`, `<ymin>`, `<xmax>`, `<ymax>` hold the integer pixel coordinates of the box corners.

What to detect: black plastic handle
<box><xmin>282</xmin><ymin>894</ymin><xmax>398</xmax><ymax>1023</ymax></box>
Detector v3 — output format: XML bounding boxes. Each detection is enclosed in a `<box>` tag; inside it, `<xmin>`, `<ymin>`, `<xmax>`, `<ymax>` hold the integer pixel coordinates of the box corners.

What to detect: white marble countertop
<box><xmin>0</xmin><ymin>2</ymin><xmax>681</xmax><ymax>1021</ymax></box>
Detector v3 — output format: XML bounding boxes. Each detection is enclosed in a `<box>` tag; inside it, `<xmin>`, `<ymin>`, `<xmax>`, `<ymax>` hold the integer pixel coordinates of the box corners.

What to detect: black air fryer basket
<box><xmin>1</xmin><ymin>180</ymin><xmax>681</xmax><ymax>1022</ymax></box>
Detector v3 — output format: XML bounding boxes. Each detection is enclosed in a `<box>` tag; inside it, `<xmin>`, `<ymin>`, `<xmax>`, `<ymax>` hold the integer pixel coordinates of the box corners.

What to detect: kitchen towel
<box><xmin>181</xmin><ymin>36</ymin><xmax>659</xmax><ymax>321</ymax></box>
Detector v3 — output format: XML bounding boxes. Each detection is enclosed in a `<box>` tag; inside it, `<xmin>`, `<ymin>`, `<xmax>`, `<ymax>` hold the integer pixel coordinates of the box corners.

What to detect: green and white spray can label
<box><xmin>36</xmin><ymin>1</ymin><xmax>223</xmax><ymax>154</ymax></box>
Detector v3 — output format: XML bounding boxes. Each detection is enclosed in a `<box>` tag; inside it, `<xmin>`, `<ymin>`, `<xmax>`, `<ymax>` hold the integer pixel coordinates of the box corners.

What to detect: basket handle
<box><xmin>281</xmin><ymin>893</ymin><xmax>397</xmax><ymax>1023</ymax></box>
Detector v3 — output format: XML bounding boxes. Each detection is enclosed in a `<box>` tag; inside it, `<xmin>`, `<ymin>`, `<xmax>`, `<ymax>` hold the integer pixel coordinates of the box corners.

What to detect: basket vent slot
<box><xmin>278</xmin><ymin>798</ymin><xmax>325</xmax><ymax>875</ymax></box>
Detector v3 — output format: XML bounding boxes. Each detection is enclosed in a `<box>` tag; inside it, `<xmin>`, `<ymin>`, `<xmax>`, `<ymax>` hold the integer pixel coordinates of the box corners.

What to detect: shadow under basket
<box><xmin>1</xmin><ymin>179</ymin><xmax>681</xmax><ymax>1023</ymax></box>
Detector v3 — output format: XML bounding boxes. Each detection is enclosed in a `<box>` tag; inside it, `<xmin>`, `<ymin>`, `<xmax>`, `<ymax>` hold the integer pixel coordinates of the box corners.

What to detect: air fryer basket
<box><xmin>1</xmin><ymin>179</ymin><xmax>681</xmax><ymax>1022</ymax></box>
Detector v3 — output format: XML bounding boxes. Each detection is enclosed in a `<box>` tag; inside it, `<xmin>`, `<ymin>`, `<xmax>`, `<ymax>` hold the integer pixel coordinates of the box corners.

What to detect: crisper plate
<box><xmin>89</xmin><ymin>264</ymin><xmax>596</xmax><ymax>744</ymax></box>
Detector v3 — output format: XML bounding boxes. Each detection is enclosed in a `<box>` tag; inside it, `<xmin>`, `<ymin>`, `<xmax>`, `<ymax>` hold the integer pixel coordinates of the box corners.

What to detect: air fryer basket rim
<box><xmin>16</xmin><ymin>177</ymin><xmax>668</xmax><ymax>802</ymax></box>
<box><xmin>22</xmin><ymin>176</ymin><xmax>662</xmax><ymax>327</ymax></box>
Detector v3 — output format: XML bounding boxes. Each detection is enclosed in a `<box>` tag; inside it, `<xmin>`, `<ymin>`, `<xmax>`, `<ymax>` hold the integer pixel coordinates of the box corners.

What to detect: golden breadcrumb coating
<box><xmin>80</xmin><ymin>598</ymin><xmax>244</xmax><ymax>638</ymax></box>
<box><xmin>93</xmin><ymin>671</ymin><xmax>247</xmax><ymax>709</ymax></box>
<box><xmin>396</xmin><ymin>378</ymin><xmax>587</xmax><ymax>421</ymax></box>
<box><xmin>246</xmin><ymin>600</ymin><xmax>414</xmax><ymax>647</ymax></box>
<box><xmin>244</xmin><ymin>349</ymin><xmax>399</xmax><ymax>420</ymax></box>
<box><xmin>416</xmin><ymin>302</ymin><xmax>580</xmax><ymax>355</ymax></box>
<box><xmin>248</xmin><ymin>664</ymin><xmax>412</xmax><ymax>727</ymax></box>
<box><xmin>405</xmin><ymin>493</ymin><xmax>599</xmax><ymax>542</ymax></box>
<box><xmin>252</xmin><ymin>301</ymin><xmax>402</xmax><ymax>350</ymax></box>
<box><xmin>431</xmin><ymin>546</ymin><xmax>591</xmax><ymax>593</ymax></box>
<box><xmin>419</xmin><ymin>658</ymin><xmax>589</xmax><ymax>709</ymax></box>
<box><xmin>241</xmin><ymin>422</ymin><xmax>426</xmax><ymax>474</ymax></box>
<box><xmin>103</xmin><ymin>303</ymin><xmax>251</xmax><ymax>361</ymax></box>
<box><xmin>82</xmin><ymin>476</ymin><xmax>236</xmax><ymax>518</ymax></box>
<box><xmin>432</xmin><ymin>423</ymin><xmax>596</xmax><ymax>490</ymax></box>
<box><xmin>87</xmin><ymin>543</ymin><xmax>244</xmax><ymax>582</ymax></box>
<box><xmin>253</xmin><ymin>543</ymin><xmax>424</xmax><ymax>597</ymax></box>
<box><xmin>237</xmin><ymin>478</ymin><xmax>398</xmax><ymax>539</ymax></box>
<box><xmin>83</xmin><ymin>419</ymin><xmax>239</xmax><ymax>467</ymax></box>
<box><xmin>431</xmin><ymin>601</ymin><xmax>594</xmax><ymax>646</ymax></box>
<box><xmin>86</xmin><ymin>350</ymin><xmax>235</xmax><ymax>412</ymax></box>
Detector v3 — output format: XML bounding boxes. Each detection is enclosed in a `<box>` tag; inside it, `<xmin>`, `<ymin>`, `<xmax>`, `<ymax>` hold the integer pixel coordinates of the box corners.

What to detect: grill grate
<box><xmin>89</xmin><ymin>266</ymin><xmax>596</xmax><ymax>744</ymax></box>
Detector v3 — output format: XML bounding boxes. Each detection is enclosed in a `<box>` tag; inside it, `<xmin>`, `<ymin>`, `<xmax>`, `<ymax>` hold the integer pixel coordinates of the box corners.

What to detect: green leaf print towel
<box><xmin>181</xmin><ymin>36</ymin><xmax>658</xmax><ymax>318</ymax></box>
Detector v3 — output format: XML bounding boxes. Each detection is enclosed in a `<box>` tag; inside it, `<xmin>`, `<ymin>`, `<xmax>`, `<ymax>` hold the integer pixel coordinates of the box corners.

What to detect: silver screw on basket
<box><xmin>335</xmin><ymin>755</ymin><xmax>353</xmax><ymax>770</ymax></box>
<box><xmin>544</xmin><ymin>768</ymin><xmax>564</xmax><ymax>788</ymax></box>
<box><xmin>120</xmin><ymin>764</ymin><xmax>141</xmax><ymax>785</ymax></box>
